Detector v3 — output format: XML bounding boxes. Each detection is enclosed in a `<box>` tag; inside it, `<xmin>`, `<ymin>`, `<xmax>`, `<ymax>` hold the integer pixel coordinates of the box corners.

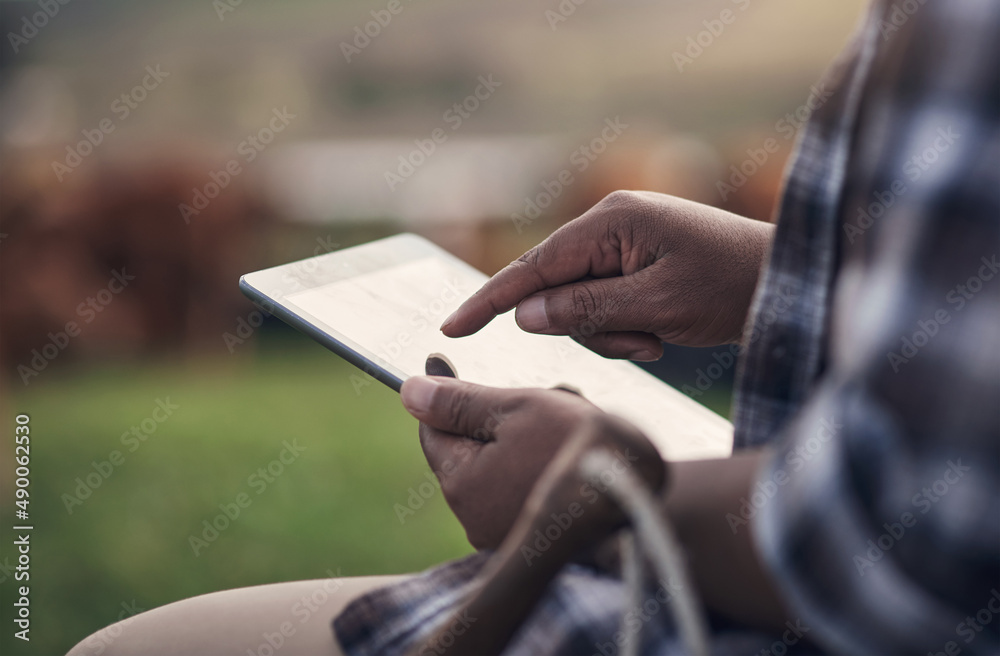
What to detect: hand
<box><xmin>411</xmin><ymin>413</ymin><xmax>666</xmax><ymax>656</ymax></box>
<box><xmin>400</xmin><ymin>375</ymin><xmax>609</xmax><ymax>549</ymax></box>
<box><xmin>442</xmin><ymin>190</ymin><xmax>774</xmax><ymax>356</ymax></box>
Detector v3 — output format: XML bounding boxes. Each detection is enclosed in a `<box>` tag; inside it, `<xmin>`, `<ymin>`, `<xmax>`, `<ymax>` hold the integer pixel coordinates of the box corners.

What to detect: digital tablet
<box><xmin>240</xmin><ymin>233</ymin><xmax>732</xmax><ymax>460</ymax></box>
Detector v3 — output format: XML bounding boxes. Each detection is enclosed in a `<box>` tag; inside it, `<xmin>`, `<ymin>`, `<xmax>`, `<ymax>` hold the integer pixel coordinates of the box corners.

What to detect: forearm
<box><xmin>661</xmin><ymin>448</ymin><xmax>790</xmax><ymax>631</ymax></box>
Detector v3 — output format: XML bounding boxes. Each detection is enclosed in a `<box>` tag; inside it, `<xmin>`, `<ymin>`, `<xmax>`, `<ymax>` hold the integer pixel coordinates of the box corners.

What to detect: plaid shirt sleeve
<box><xmin>744</xmin><ymin>1</ymin><xmax>1000</xmax><ymax>653</ymax></box>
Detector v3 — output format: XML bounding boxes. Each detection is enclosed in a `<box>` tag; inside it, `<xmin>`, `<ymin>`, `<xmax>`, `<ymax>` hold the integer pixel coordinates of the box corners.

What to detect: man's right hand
<box><xmin>442</xmin><ymin>190</ymin><xmax>774</xmax><ymax>358</ymax></box>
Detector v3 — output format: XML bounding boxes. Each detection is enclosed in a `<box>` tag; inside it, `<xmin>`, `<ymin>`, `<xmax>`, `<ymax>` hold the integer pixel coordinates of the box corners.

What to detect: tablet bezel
<box><xmin>239</xmin><ymin>233</ymin><xmax>484</xmax><ymax>392</ymax></box>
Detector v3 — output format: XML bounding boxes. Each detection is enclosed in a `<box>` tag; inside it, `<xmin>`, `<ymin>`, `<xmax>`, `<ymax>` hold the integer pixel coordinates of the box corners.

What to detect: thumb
<box><xmin>401</xmin><ymin>376</ymin><xmax>515</xmax><ymax>440</ymax></box>
<box><xmin>513</xmin><ymin>275</ymin><xmax>654</xmax><ymax>337</ymax></box>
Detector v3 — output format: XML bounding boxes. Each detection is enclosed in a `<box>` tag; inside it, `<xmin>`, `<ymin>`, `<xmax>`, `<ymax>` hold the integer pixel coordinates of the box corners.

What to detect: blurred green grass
<box><xmin>1</xmin><ymin>348</ymin><xmax>474</xmax><ymax>655</ymax></box>
<box><xmin>0</xmin><ymin>345</ymin><xmax>730</xmax><ymax>656</ymax></box>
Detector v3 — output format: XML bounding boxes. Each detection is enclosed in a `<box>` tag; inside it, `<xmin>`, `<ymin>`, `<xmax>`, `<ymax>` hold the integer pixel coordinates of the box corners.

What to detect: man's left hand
<box><xmin>400</xmin><ymin>375</ymin><xmax>605</xmax><ymax>549</ymax></box>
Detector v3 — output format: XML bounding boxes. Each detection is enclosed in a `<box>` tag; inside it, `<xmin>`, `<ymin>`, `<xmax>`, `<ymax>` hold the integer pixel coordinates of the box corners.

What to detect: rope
<box><xmin>618</xmin><ymin>533</ymin><xmax>643</xmax><ymax>656</ymax></box>
<box><xmin>580</xmin><ymin>451</ymin><xmax>710</xmax><ymax>656</ymax></box>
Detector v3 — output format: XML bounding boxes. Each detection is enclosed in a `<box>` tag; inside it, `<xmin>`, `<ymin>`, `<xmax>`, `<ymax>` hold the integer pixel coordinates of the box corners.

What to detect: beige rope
<box><xmin>580</xmin><ymin>451</ymin><xmax>710</xmax><ymax>656</ymax></box>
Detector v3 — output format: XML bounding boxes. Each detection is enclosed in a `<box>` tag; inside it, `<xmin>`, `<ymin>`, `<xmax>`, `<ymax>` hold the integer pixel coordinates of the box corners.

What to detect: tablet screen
<box><xmin>284</xmin><ymin>256</ymin><xmax>731</xmax><ymax>460</ymax></box>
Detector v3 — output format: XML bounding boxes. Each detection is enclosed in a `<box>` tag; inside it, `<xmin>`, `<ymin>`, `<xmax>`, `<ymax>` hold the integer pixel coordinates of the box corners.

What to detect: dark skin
<box><xmin>441</xmin><ymin>190</ymin><xmax>774</xmax><ymax>354</ymax></box>
<box><xmin>401</xmin><ymin>190</ymin><xmax>789</xmax><ymax>635</ymax></box>
<box><xmin>403</xmin><ymin>377</ymin><xmax>788</xmax><ymax>635</ymax></box>
<box><xmin>409</xmin><ymin>413</ymin><xmax>669</xmax><ymax>656</ymax></box>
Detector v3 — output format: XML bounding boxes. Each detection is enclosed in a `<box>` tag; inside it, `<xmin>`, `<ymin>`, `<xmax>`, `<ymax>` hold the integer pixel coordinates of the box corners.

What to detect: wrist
<box><xmin>660</xmin><ymin>450</ymin><xmax>790</xmax><ymax>631</ymax></box>
<box><xmin>723</xmin><ymin>218</ymin><xmax>775</xmax><ymax>344</ymax></box>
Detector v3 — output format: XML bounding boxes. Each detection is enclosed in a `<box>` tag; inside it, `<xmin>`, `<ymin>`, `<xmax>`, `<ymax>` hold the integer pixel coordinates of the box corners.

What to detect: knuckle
<box><xmin>509</xmin><ymin>247</ymin><xmax>548</xmax><ymax>293</ymax></box>
<box><xmin>570</xmin><ymin>285</ymin><xmax>605</xmax><ymax>325</ymax></box>
<box><xmin>602</xmin><ymin>189</ymin><xmax>639</xmax><ymax>207</ymax></box>
<box><xmin>536</xmin><ymin>387</ymin><xmax>589</xmax><ymax>418</ymax></box>
<box><xmin>515</xmin><ymin>246</ymin><xmax>541</xmax><ymax>268</ymax></box>
<box><xmin>601</xmin><ymin>190</ymin><xmax>650</xmax><ymax>223</ymax></box>
<box><xmin>595</xmin><ymin>191</ymin><xmax>658</xmax><ymax>257</ymax></box>
<box><xmin>444</xmin><ymin>388</ymin><xmax>475</xmax><ymax>432</ymax></box>
<box><xmin>591</xmin><ymin>413</ymin><xmax>632</xmax><ymax>439</ymax></box>
<box><xmin>515</xmin><ymin>390</ymin><xmax>546</xmax><ymax>413</ymax></box>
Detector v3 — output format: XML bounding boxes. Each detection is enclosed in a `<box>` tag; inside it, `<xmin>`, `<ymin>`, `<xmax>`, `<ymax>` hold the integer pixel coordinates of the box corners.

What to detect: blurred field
<box><xmin>0</xmin><ymin>338</ymin><xmax>731</xmax><ymax>655</ymax></box>
<box><xmin>1</xmin><ymin>344</ymin><xmax>472</xmax><ymax>655</ymax></box>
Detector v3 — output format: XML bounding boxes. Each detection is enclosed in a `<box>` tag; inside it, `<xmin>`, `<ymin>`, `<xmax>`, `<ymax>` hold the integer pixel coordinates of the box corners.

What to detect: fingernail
<box><xmin>628</xmin><ymin>349</ymin><xmax>660</xmax><ymax>362</ymax></box>
<box><xmin>440</xmin><ymin>310</ymin><xmax>458</xmax><ymax>332</ymax></box>
<box><xmin>515</xmin><ymin>296</ymin><xmax>548</xmax><ymax>332</ymax></box>
<box><xmin>401</xmin><ymin>376</ymin><xmax>440</xmax><ymax>415</ymax></box>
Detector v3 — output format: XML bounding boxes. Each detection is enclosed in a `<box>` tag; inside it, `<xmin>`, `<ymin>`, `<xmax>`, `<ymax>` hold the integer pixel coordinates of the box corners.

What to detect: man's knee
<box><xmin>66</xmin><ymin>617</ymin><xmax>134</xmax><ymax>656</ymax></box>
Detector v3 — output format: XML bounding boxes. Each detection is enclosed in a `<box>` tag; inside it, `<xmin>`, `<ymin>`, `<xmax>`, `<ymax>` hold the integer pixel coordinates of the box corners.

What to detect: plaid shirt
<box><xmin>737</xmin><ymin>0</ymin><xmax>1000</xmax><ymax>653</ymax></box>
<box><xmin>335</xmin><ymin>1</ymin><xmax>1000</xmax><ymax>653</ymax></box>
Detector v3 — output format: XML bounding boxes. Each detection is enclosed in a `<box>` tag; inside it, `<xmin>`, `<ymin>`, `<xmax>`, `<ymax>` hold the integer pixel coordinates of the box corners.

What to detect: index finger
<box><xmin>440</xmin><ymin>228</ymin><xmax>598</xmax><ymax>338</ymax></box>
